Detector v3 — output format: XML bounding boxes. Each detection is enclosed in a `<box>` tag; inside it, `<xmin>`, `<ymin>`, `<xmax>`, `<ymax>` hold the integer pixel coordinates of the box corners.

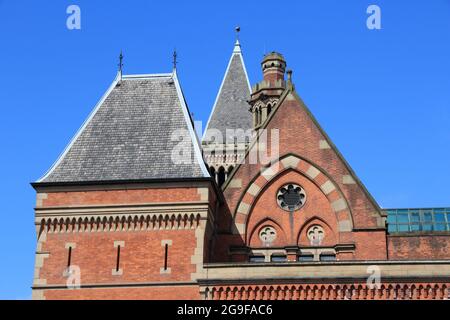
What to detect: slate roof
<box><xmin>37</xmin><ymin>71</ymin><xmax>209</xmax><ymax>183</ymax></box>
<box><xmin>203</xmin><ymin>40</ymin><xmax>252</xmax><ymax>144</ymax></box>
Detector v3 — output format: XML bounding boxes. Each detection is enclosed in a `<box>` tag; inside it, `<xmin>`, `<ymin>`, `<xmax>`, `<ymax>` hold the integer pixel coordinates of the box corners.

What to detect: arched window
<box><xmin>255</xmin><ymin>106</ymin><xmax>259</xmax><ymax>125</ymax></box>
<box><xmin>209</xmin><ymin>166</ymin><xmax>216</xmax><ymax>177</ymax></box>
<box><xmin>267</xmin><ymin>103</ymin><xmax>272</xmax><ymax>116</ymax></box>
<box><xmin>227</xmin><ymin>166</ymin><xmax>234</xmax><ymax>176</ymax></box>
<box><xmin>258</xmin><ymin>107</ymin><xmax>262</xmax><ymax>124</ymax></box>
<box><xmin>217</xmin><ymin>166</ymin><xmax>226</xmax><ymax>187</ymax></box>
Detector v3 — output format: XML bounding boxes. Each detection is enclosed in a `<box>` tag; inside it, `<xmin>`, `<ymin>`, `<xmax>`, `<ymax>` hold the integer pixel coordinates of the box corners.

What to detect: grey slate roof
<box><xmin>38</xmin><ymin>72</ymin><xmax>209</xmax><ymax>183</ymax></box>
<box><xmin>203</xmin><ymin>41</ymin><xmax>252</xmax><ymax>144</ymax></box>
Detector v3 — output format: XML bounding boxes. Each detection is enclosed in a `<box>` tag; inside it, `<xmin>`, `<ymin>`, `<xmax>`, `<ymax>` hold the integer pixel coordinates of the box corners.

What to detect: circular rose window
<box><xmin>277</xmin><ymin>183</ymin><xmax>306</xmax><ymax>211</ymax></box>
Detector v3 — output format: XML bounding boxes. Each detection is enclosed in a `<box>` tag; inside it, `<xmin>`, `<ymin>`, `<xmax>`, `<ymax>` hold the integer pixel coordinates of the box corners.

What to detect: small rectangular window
<box><xmin>320</xmin><ymin>254</ymin><xmax>336</xmax><ymax>262</ymax></box>
<box><xmin>298</xmin><ymin>255</ymin><xmax>314</xmax><ymax>262</ymax></box>
<box><xmin>249</xmin><ymin>256</ymin><xmax>265</xmax><ymax>263</ymax></box>
<box><xmin>271</xmin><ymin>255</ymin><xmax>287</xmax><ymax>262</ymax></box>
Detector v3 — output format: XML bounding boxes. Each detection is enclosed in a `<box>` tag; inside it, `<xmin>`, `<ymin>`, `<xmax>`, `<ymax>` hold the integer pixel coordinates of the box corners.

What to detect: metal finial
<box><xmin>118</xmin><ymin>51</ymin><xmax>124</xmax><ymax>73</ymax></box>
<box><xmin>173</xmin><ymin>49</ymin><xmax>178</xmax><ymax>70</ymax></box>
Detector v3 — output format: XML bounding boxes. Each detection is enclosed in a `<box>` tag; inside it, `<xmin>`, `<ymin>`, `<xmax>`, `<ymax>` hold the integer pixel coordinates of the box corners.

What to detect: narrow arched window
<box><xmin>267</xmin><ymin>104</ymin><xmax>272</xmax><ymax>116</ymax></box>
<box><xmin>255</xmin><ymin>107</ymin><xmax>259</xmax><ymax>125</ymax></box>
<box><xmin>258</xmin><ymin>108</ymin><xmax>262</xmax><ymax>124</ymax></box>
<box><xmin>218</xmin><ymin>166</ymin><xmax>226</xmax><ymax>187</ymax></box>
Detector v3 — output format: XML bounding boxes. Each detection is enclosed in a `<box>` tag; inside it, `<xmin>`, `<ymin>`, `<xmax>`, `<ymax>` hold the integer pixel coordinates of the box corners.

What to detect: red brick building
<box><xmin>32</xmin><ymin>40</ymin><xmax>450</xmax><ymax>300</ymax></box>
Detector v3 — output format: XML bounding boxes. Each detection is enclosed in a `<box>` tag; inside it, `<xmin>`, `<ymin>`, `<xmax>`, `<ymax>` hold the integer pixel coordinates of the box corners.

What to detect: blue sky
<box><xmin>0</xmin><ymin>0</ymin><xmax>449</xmax><ymax>299</ymax></box>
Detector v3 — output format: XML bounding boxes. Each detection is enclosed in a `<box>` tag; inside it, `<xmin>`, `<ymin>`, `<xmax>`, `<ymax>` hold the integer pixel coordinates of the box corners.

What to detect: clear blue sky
<box><xmin>0</xmin><ymin>0</ymin><xmax>449</xmax><ymax>299</ymax></box>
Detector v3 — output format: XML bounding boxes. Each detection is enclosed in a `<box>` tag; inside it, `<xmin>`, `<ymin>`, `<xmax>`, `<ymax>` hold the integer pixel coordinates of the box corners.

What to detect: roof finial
<box><xmin>172</xmin><ymin>49</ymin><xmax>178</xmax><ymax>71</ymax></box>
<box><xmin>287</xmin><ymin>69</ymin><xmax>294</xmax><ymax>90</ymax></box>
<box><xmin>118</xmin><ymin>51</ymin><xmax>124</xmax><ymax>80</ymax></box>
<box><xmin>234</xmin><ymin>27</ymin><xmax>242</xmax><ymax>53</ymax></box>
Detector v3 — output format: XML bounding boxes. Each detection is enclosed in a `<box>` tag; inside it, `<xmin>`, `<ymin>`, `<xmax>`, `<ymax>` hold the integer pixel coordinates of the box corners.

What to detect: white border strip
<box><xmin>172</xmin><ymin>70</ymin><xmax>211</xmax><ymax>178</ymax></box>
<box><xmin>202</xmin><ymin>40</ymin><xmax>252</xmax><ymax>141</ymax></box>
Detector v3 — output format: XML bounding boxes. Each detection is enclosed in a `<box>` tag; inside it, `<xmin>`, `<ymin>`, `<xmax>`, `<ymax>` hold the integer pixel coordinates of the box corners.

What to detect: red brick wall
<box><xmin>40</xmin><ymin>187</ymin><xmax>202</xmax><ymax>207</ymax></box>
<box><xmin>40</xmin><ymin>229</ymin><xmax>197</xmax><ymax>285</ymax></box>
<box><xmin>43</xmin><ymin>285</ymin><xmax>201</xmax><ymax>300</ymax></box>
<box><xmin>388</xmin><ymin>235</ymin><xmax>450</xmax><ymax>260</ymax></box>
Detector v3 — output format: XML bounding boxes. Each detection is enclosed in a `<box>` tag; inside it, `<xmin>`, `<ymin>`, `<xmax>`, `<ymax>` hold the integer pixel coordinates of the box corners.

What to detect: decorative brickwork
<box><xmin>205</xmin><ymin>283</ymin><xmax>450</xmax><ymax>300</ymax></box>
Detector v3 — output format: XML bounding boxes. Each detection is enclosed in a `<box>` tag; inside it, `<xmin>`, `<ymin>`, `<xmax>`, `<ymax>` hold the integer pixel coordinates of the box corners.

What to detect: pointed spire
<box><xmin>203</xmin><ymin>35</ymin><xmax>252</xmax><ymax>143</ymax></box>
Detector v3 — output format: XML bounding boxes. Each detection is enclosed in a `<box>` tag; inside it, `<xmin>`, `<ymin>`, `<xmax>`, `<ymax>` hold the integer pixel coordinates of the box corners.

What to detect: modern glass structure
<box><xmin>385</xmin><ymin>208</ymin><xmax>450</xmax><ymax>233</ymax></box>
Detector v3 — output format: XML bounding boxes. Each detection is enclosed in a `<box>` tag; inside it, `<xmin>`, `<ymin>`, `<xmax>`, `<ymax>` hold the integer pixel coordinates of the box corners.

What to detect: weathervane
<box><xmin>235</xmin><ymin>26</ymin><xmax>240</xmax><ymax>41</ymax></box>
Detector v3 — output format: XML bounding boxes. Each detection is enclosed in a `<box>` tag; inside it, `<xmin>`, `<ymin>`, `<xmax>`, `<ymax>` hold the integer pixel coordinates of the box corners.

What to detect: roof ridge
<box><xmin>122</xmin><ymin>73</ymin><xmax>173</xmax><ymax>80</ymax></box>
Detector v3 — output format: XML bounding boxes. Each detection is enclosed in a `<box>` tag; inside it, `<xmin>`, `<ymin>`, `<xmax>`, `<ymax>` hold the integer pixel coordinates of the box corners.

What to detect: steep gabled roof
<box><xmin>37</xmin><ymin>71</ymin><xmax>209</xmax><ymax>183</ymax></box>
<box><xmin>203</xmin><ymin>40</ymin><xmax>252</xmax><ymax>144</ymax></box>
